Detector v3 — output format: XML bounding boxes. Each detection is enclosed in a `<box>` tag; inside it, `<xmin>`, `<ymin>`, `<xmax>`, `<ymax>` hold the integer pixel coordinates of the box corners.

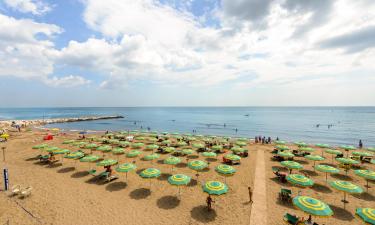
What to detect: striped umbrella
<box><xmin>116</xmin><ymin>163</ymin><xmax>136</xmax><ymax>180</ymax></box>
<box><xmin>168</xmin><ymin>174</ymin><xmax>191</xmax><ymax>196</ymax></box>
<box><xmin>286</xmin><ymin>174</ymin><xmax>314</xmax><ymax>187</ymax></box>
<box><xmin>192</xmin><ymin>143</ymin><xmax>205</xmax><ymax>149</ymax></box>
<box><xmin>147</xmin><ymin>137</ymin><xmax>158</xmax><ymax>142</ymax></box>
<box><xmin>139</xmin><ymin>168</ymin><xmax>161</xmax><ymax>189</ymax></box>
<box><xmin>305</xmin><ymin>155</ymin><xmax>325</xmax><ymax>168</ymax></box>
<box><xmin>275</xmin><ymin>145</ymin><xmax>289</xmax><ymax>151</ymax></box>
<box><xmin>356</xmin><ymin>208</ymin><xmax>375</xmax><ymax>225</ymax></box>
<box><xmin>352</xmin><ymin>151</ymin><xmax>373</xmax><ymax>157</ymax></box>
<box><xmin>96</xmin><ymin>145</ymin><xmax>112</xmax><ymax>152</ymax></box>
<box><xmin>64</xmin><ymin>151</ymin><xmax>84</xmax><ymax>159</ymax></box>
<box><xmin>211</xmin><ymin>145</ymin><xmax>223</xmax><ymax>151</ymax></box>
<box><xmin>202</xmin><ymin>152</ymin><xmax>217</xmax><ymax>158</ymax></box>
<box><xmin>143</xmin><ymin>153</ymin><xmax>160</xmax><ymax>163</ymax></box>
<box><xmin>315</xmin><ymin>165</ymin><xmax>339</xmax><ymax>181</ymax></box>
<box><xmin>62</xmin><ymin>140</ymin><xmax>75</xmax><ymax>144</ymax></box>
<box><xmin>45</xmin><ymin>147</ymin><xmax>60</xmax><ymax>152</ymax></box>
<box><xmin>215</xmin><ymin>164</ymin><xmax>236</xmax><ymax>183</ymax></box>
<box><xmin>176</xmin><ymin>141</ymin><xmax>188</xmax><ymax>147</ymax></box>
<box><xmin>161</xmin><ymin>140</ymin><xmax>171</xmax><ymax>145</ymax></box>
<box><xmin>231</xmin><ymin>146</ymin><xmax>245</xmax><ymax>153</ymax></box>
<box><xmin>32</xmin><ymin>144</ymin><xmax>48</xmax><ymax>149</ymax></box>
<box><xmin>354</xmin><ymin>170</ymin><xmax>375</xmax><ymax>191</ymax></box>
<box><xmin>182</xmin><ymin>149</ymin><xmax>194</xmax><ymax>155</ymax></box>
<box><xmin>135</xmin><ymin>136</ymin><xmax>146</xmax><ymax>141</ymax></box>
<box><xmin>119</xmin><ymin>141</ymin><xmax>130</xmax><ymax>147</ymax></box>
<box><xmin>329</xmin><ymin>180</ymin><xmax>363</xmax><ymax>205</ymax></box>
<box><xmin>164</xmin><ymin>156</ymin><xmax>181</xmax><ymax>171</ymax></box>
<box><xmin>336</xmin><ymin>157</ymin><xmax>359</xmax><ymax>165</ymax></box>
<box><xmin>316</xmin><ymin>143</ymin><xmax>330</xmax><ymax>148</ymax></box>
<box><xmin>277</xmin><ymin>151</ymin><xmax>295</xmax><ymax>158</ymax></box>
<box><xmin>84</xmin><ymin>143</ymin><xmax>98</xmax><ymax>149</ymax></box>
<box><xmin>280</xmin><ymin>161</ymin><xmax>303</xmax><ymax>173</ymax></box>
<box><xmin>275</xmin><ymin>140</ymin><xmax>286</xmax><ymax>145</ymax></box>
<box><xmin>325</xmin><ymin>149</ymin><xmax>343</xmax><ymax>162</ymax></box>
<box><xmin>293</xmin><ymin>196</ymin><xmax>333</xmax><ymax>217</ymax></box>
<box><xmin>294</xmin><ymin>142</ymin><xmax>308</xmax><ymax>147</ymax></box>
<box><xmin>131</xmin><ymin>143</ymin><xmax>144</xmax><ymax>149</ymax></box>
<box><xmin>203</xmin><ymin>181</ymin><xmax>228</xmax><ymax>195</ymax></box>
<box><xmin>235</xmin><ymin>141</ymin><xmax>247</xmax><ymax>147</ymax></box>
<box><xmin>224</xmin><ymin>154</ymin><xmax>241</xmax><ymax>161</ymax></box>
<box><xmin>96</xmin><ymin>159</ymin><xmax>118</xmax><ymax>167</ymax></box>
<box><xmin>299</xmin><ymin>147</ymin><xmax>315</xmax><ymax>153</ymax></box>
<box><xmin>80</xmin><ymin>155</ymin><xmax>100</xmax><ymax>162</ymax></box>
<box><xmin>367</xmin><ymin>147</ymin><xmax>375</xmax><ymax>152</ymax></box>
<box><xmin>126</xmin><ymin>150</ymin><xmax>141</xmax><ymax>158</ymax></box>
<box><xmin>52</xmin><ymin>149</ymin><xmax>70</xmax><ymax>155</ymax></box>
<box><xmin>108</xmin><ymin>139</ymin><xmax>120</xmax><ymax>145</ymax></box>
<box><xmin>145</xmin><ymin>144</ymin><xmax>159</xmax><ymax>151</ymax></box>
<box><xmin>164</xmin><ymin>147</ymin><xmax>175</xmax><ymax>153</ymax></box>
<box><xmin>188</xmin><ymin>160</ymin><xmax>208</xmax><ymax>171</ymax></box>
<box><xmin>112</xmin><ymin>147</ymin><xmax>125</xmax><ymax>154</ymax></box>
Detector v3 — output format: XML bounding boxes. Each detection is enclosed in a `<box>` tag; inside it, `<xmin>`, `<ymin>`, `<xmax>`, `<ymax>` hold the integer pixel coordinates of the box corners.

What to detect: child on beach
<box><xmin>206</xmin><ymin>195</ymin><xmax>214</xmax><ymax>211</ymax></box>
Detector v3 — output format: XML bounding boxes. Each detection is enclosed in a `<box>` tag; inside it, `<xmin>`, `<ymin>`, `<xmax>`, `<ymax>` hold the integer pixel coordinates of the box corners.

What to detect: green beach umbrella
<box><xmin>32</xmin><ymin>144</ymin><xmax>48</xmax><ymax>149</ymax></box>
<box><xmin>325</xmin><ymin>149</ymin><xmax>343</xmax><ymax>162</ymax></box>
<box><xmin>277</xmin><ymin>151</ymin><xmax>295</xmax><ymax>158</ymax></box>
<box><xmin>192</xmin><ymin>143</ymin><xmax>205</xmax><ymax>149</ymax></box>
<box><xmin>164</xmin><ymin>156</ymin><xmax>181</xmax><ymax>165</ymax></box>
<box><xmin>293</xmin><ymin>196</ymin><xmax>333</xmax><ymax>217</ymax></box>
<box><xmin>139</xmin><ymin>168</ymin><xmax>161</xmax><ymax>178</ymax></box>
<box><xmin>275</xmin><ymin>140</ymin><xmax>286</xmax><ymax>145</ymax></box>
<box><xmin>143</xmin><ymin>153</ymin><xmax>160</xmax><ymax>162</ymax></box>
<box><xmin>187</xmin><ymin>137</ymin><xmax>196</xmax><ymax>141</ymax></box>
<box><xmin>280</xmin><ymin>161</ymin><xmax>303</xmax><ymax>173</ymax></box>
<box><xmin>356</xmin><ymin>208</ymin><xmax>375</xmax><ymax>225</ymax></box>
<box><xmin>168</xmin><ymin>174</ymin><xmax>191</xmax><ymax>186</ymax></box>
<box><xmin>352</xmin><ymin>151</ymin><xmax>373</xmax><ymax>157</ymax></box>
<box><xmin>224</xmin><ymin>153</ymin><xmax>241</xmax><ymax>161</ymax></box>
<box><xmin>112</xmin><ymin>147</ymin><xmax>125</xmax><ymax>154</ymax></box>
<box><xmin>286</xmin><ymin>174</ymin><xmax>314</xmax><ymax>187</ymax></box>
<box><xmin>316</xmin><ymin>143</ymin><xmax>330</xmax><ymax>148</ymax></box>
<box><xmin>96</xmin><ymin>145</ymin><xmax>112</xmax><ymax>152</ymax></box>
<box><xmin>202</xmin><ymin>181</ymin><xmax>228</xmax><ymax>195</ymax></box>
<box><xmin>367</xmin><ymin>147</ymin><xmax>375</xmax><ymax>152</ymax></box>
<box><xmin>52</xmin><ymin>149</ymin><xmax>70</xmax><ymax>155</ymax></box>
<box><xmin>164</xmin><ymin>147</ymin><xmax>176</xmax><ymax>153</ymax></box>
<box><xmin>305</xmin><ymin>155</ymin><xmax>325</xmax><ymax>168</ymax></box>
<box><xmin>231</xmin><ymin>146</ymin><xmax>245</xmax><ymax>153</ymax></box>
<box><xmin>336</xmin><ymin>157</ymin><xmax>359</xmax><ymax>165</ymax></box>
<box><xmin>299</xmin><ymin>147</ymin><xmax>315</xmax><ymax>152</ymax></box>
<box><xmin>72</xmin><ymin>141</ymin><xmax>87</xmax><ymax>147</ymax></box>
<box><xmin>80</xmin><ymin>155</ymin><xmax>100</xmax><ymax>162</ymax></box>
<box><xmin>135</xmin><ymin>136</ymin><xmax>146</xmax><ymax>141</ymax></box>
<box><xmin>116</xmin><ymin>163</ymin><xmax>136</xmax><ymax>180</ymax></box>
<box><xmin>235</xmin><ymin>141</ymin><xmax>247</xmax><ymax>147</ymax></box>
<box><xmin>315</xmin><ymin>164</ymin><xmax>339</xmax><ymax>181</ymax></box>
<box><xmin>45</xmin><ymin>146</ymin><xmax>60</xmax><ymax>152</ymax></box>
<box><xmin>126</xmin><ymin>150</ymin><xmax>141</xmax><ymax>158</ymax></box>
<box><xmin>176</xmin><ymin>141</ymin><xmax>188</xmax><ymax>147</ymax></box>
<box><xmin>145</xmin><ymin>144</ymin><xmax>159</xmax><ymax>150</ymax></box>
<box><xmin>211</xmin><ymin>145</ymin><xmax>223</xmax><ymax>151</ymax></box>
<box><xmin>354</xmin><ymin>170</ymin><xmax>375</xmax><ymax>191</ymax></box>
<box><xmin>237</xmin><ymin>138</ymin><xmax>248</xmax><ymax>142</ymax></box>
<box><xmin>215</xmin><ymin>164</ymin><xmax>236</xmax><ymax>175</ymax></box>
<box><xmin>188</xmin><ymin>160</ymin><xmax>208</xmax><ymax>171</ymax></box>
<box><xmin>84</xmin><ymin>143</ymin><xmax>98</xmax><ymax>149</ymax></box>
<box><xmin>276</xmin><ymin>145</ymin><xmax>289</xmax><ymax>151</ymax></box>
<box><xmin>341</xmin><ymin>145</ymin><xmax>356</xmax><ymax>150</ymax></box>
<box><xmin>202</xmin><ymin>152</ymin><xmax>217</xmax><ymax>158</ymax></box>
<box><xmin>329</xmin><ymin>180</ymin><xmax>363</xmax><ymax>205</ymax></box>
<box><xmin>182</xmin><ymin>149</ymin><xmax>194</xmax><ymax>155</ymax></box>
<box><xmin>62</xmin><ymin>140</ymin><xmax>75</xmax><ymax>144</ymax></box>
<box><xmin>295</xmin><ymin>142</ymin><xmax>308</xmax><ymax>147</ymax></box>
<box><xmin>147</xmin><ymin>137</ymin><xmax>158</xmax><ymax>142</ymax></box>
<box><xmin>96</xmin><ymin>159</ymin><xmax>118</xmax><ymax>167</ymax></box>
<box><xmin>119</xmin><ymin>141</ymin><xmax>130</xmax><ymax>147</ymax></box>
<box><xmin>64</xmin><ymin>151</ymin><xmax>84</xmax><ymax>159</ymax></box>
<box><xmin>161</xmin><ymin>140</ymin><xmax>171</xmax><ymax>145</ymax></box>
<box><xmin>131</xmin><ymin>142</ymin><xmax>145</xmax><ymax>149</ymax></box>
<box><xmin>108</xmin><ymin>139</ymin><xmax>120</xmax><ymax>145</ymax></box>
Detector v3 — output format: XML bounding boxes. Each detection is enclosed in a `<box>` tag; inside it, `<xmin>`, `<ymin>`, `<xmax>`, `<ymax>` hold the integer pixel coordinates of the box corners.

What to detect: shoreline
<box><xmin>0</xmin><ymin>115</ymin><xmax>124</xmax><ymax>129</ymax></box>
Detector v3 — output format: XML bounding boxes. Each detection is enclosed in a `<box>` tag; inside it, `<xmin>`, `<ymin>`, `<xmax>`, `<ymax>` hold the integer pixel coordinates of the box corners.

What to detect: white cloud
<box><xmin>3</xmin><ymin>0</ymin><xmax>51</xmax><ymax>15</ymax></box>
<box><xmin>43</xmin><ymin>75</ymin><xmax>91</xmax><ymax>87</ymax></box>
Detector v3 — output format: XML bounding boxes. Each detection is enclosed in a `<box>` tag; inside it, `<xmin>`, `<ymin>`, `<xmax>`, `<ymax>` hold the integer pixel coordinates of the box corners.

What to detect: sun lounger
<box><xmin>20</xmin><ymin>186</ymin><xmax>32</xmax><ymax>198</ymax></box>
<box><xmin>283</xmin><ymin>213</ymin><xmax>299</xmax><ymax>225</ymax></box>
<box><xmin>106</xmin><ymin>175</ymin><xmax>119</xmax><ymax>182</ymax></box>
<box><xmin>88</xmin><ymin>169</ymin><xmax>97</xmax><ymax>176</ymax></box>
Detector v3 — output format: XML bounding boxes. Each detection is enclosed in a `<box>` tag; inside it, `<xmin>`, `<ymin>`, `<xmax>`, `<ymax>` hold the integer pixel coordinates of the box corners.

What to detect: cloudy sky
<box><xmin>0</xmin><ymin>0</ymin><xmax>374</xmax><ymax>107</ymax></box>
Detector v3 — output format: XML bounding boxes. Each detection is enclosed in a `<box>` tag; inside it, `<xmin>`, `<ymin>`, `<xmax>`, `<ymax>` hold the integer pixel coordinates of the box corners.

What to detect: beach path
<box><xmin>249</xmin><ymin>148</ymin><xmax>267</xmax><ymax>225</ymax></box>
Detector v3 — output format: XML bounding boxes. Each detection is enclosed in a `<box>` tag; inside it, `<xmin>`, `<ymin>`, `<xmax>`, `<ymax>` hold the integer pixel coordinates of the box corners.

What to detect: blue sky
<box><xmin>0</xmin><ymin>0</ymin><xmax>375</xmax><ymax>106</ymax></box>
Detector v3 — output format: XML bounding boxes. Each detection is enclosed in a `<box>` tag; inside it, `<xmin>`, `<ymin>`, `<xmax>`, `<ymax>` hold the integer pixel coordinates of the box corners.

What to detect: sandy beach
<box><xmin>0</xmin><ymin>130</ymin><xmax>374</xmax><ymax>225</ymax></box>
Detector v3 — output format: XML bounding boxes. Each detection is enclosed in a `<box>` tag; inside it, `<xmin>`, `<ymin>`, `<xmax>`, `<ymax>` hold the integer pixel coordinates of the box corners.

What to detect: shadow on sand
<box><xmin>129</xmin><ymin>188</ymin><xmax>151</xmax><ymax>200</ymax></box>
<box><xmin>300</xmin><ymin>169</ymin><xmax>318</xmax><ymax>177</ymax></box>
<box><xmin>71</xmin><ymin>171</ymin><xmax>89</xmax><ymax>178</ymax></box>
<box><xmin>106</xmin><ymin>181</ymin><xmax>127</xmax><ymax>192</ymax></box>
<box><xmin>294</xmin><ymin>159</ymin><xmax>309</xmax><ymax>165</ymax></box>
<box><xmin>190</xmin><ymin>205</ymin><xmax>217</xmax><ymax>223</ymax></box>
<box><xmin>329</xmin><ymin>205</ymin><xmax>354</xmax><ymax>221</ymax></box>
<box><xmin>311</xmin><ymin>183</ymin><xmax>332</xmax><ymax>193</ymax></box>
<box><xmin>175</xmin><ymin>163</ymin><xmax>187</xmax><ymax>168</ymax></box>
<box><xmin>157</xmin><ymin>173</ymin><xmax>172</xmax><ymax>181</ymax></box>
<box><xmin>352</xmin><ymin>192</ymin><xmax>375</xmax><ymax>202</ymax></box>
<box><xmin>187</xmin><ymin>155</ymin><xmax>199</xmax><ymax>159</ymax></box>
<box><xmin>331</xmin><ymin>173</ymin><xmax>353</xmax><ymax>181</ymax></box>
<box><xmin>57</xmin><ymin>167</ymin><xmax>75</xmax><ymax>173</ymax></box>
<box><xmin>156</xmin><ymin>195</ymin><xmax>180</xmax><ymax>209</ymax></box>
<box><xmin>205</xmin><ymin>158</ymin><xmax>217</xmax><ymax>162</ymax></box>
<box><xmin>187</xmin><ymin>179</ymin><xmax>198</xmax><ymax>187</ymax></box>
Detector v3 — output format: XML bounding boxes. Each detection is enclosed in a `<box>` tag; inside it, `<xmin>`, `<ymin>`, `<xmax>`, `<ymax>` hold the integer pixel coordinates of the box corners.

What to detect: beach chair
<box><xmin>283</xmin><ymin>213</ymin><xmax>299</xmax><ymax>225</ymax></box>
<box><xmin>39</xmin><ymin>154</ymin><xmax>50</xmax><ymax>162</ymax></box>
<box><xmin>88</xmin><ymin>169</ymin><xmax>97</xmax><ymax>176</ymax></box>
<box><xmin>279</xmin><ymin>188</ymin><xmax>292</xmax><ymax>203</ymax></box>
<box><xmin>106</xmin><ymin>174</ymin><xmax>119</xmax><ymax>183</ymax></box>
<box><xmin>19</xmin><ymin>186</ymin><xmax>32</xmax><ymax>198</ymax></box>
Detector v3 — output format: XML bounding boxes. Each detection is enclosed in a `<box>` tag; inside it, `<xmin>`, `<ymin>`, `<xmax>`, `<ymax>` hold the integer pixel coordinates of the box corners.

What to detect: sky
<box><xmin>0</xmin><ymin>0</ymin><xmax>375</xmax><ymax>107</ymax></box>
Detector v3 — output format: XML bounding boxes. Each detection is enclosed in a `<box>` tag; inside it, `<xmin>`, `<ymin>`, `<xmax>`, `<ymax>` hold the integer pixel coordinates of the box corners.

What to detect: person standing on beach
<box><xmin>248</xmin><ymin>186</ymin><xmax>253</xmax><ymax>203</ymax></box>
<box><xmin>359</xmin><ymin>140</ymin><xmax>363</xmax><ymax>149</ymax></box>
<box><xmin>206</xmin><ymin>195</ymin><xmax>214</xmax><ymax>211</ymax></box>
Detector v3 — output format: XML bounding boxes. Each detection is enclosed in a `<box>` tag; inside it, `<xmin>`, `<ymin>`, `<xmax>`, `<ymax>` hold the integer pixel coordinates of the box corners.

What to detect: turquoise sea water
<box><xmin>0</xmin><ymin>107</ymin><xmax>374</xmax><ymax>146</ymax></box>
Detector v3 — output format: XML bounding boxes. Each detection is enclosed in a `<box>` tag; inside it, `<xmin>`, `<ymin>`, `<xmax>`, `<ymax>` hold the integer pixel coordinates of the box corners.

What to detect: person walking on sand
<box><xmin>248</xmin><ymin>186</ymin><xmax>253</xmax><ymax>203</ymax></box>
<box><xmin>359</xmin><ymin>140</ymin><xmax>363</xmax><ymax>149</ymax></box>
<box><xmin>206</xmin><ymin>195</ymin><xmax>214</xmax><ymax>211</ymax></box>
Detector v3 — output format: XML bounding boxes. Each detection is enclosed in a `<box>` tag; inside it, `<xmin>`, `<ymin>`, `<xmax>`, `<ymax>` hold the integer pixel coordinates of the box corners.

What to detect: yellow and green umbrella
<box><xmin>286</xmin><ymin>174</ymin><xmax>314</xmax><ymax>187</ymax></box>
<box><xmin>139</xmin><ymin>168</ymin><xmax>161</xmax><ymax>178</ymax></box>
<box><xmin>131</xmin><ymin>142</ymin><xmax>144</xmax><ymax>149</ymax></box>
<box><xmin>45</xmin><ymin>146</ymin><xmax>60</xmax><ymax>152</ymax></box>
<box><xmin>112</xmin><ymin>147</ymin><xmax>125</xmax><ymax>155</ymax></box>
<box><xmin>276</xmin><ymin>145</ymin><xmax>289</xmax><ymax>151</ymax></box>
<box><xmin>176</xmin><ymin>141</ymin><xmax>188</xmax><ymax>147</ymax></box>
<box><xmin>119</xmin><ymin>141</ymin><xmax>130</xmax><ymax>147</ymax></box>
<box><xmin>202</xmin><ymin>152</ymin><xmax>217</xmax><ymax>158</ymax></box>
<box><xmin>84</xmin><ymin>143</ymin><xmax>98</xmax><ymax>149</ymax></box>
<box><xmin>280</xmin><ymin>161</ymin><xmax>302</xmax><ymax>173</ymax></box>
<box><xmin>277</xmin><ymin>151</ymin><xmax>294</xmax><ymax>158</ymax></box>
<box><xmin>275</xmin><ymin>140</ymin><xmax>286</xmax><ymax>145</ymax></box>
<box><xmin>299</xmin><ymin>147</ymin><xmax>315</xmax><ymax>153</ymax></box>
<box><xmin>188</xmin><ymin>160</ymin><xmax>208</xmax><ymax>171</ymax></box>
<box><xmin>96</xmin><ymin>145</ymin><xmax>112</xmax><ymax>152</ymax></box>
<box><xmin>215</xmin><ymin>164</ymin><xmax>236</xmax><ymax>183</ymax></box>
<box><xmin>336</xmin><ymin>157</ymin><xmax>359</xmax><ymax>165</ymax></box>
<box><xmin>293</xmin><ymin>196</ymin><xmax>333</xmax><ymax>217</ymax></box>
<box><xmin>192</xmin><ymin>143</ymin><xmax>204</xmax><ymax>149</ymax></box>
<box><xmin>316</xmin><ymin>143</ymin><xmax>330</xmax><ymax>148</ymax></box>
<box><xmin>62</xmin><ymin>140</ymin><xmax>75</xmax><ymax>144</ymax></box>
<box><xmin>96</xmin><ymin>159</ymin><xmax>118</xmax><ymax>167</ymax></box>
<box><xmin>294</xmin><ymin>141</ymin><xmax>308</xmax><ymax>147</ymax></box>
<box><xmin>182</xmin><ymin>149</ymin><xmax>194</xmax><ymax>155</ymax></box>
<box><xmin>325</xmin><ymin>149</ymin><xmax>343</xmax><ymax>162</ymax></box>
<box><xmin>52</xmin><ymin>149</ymin><xmax>70</xmax><ymax>155</ymax></box>
<box><xmin>164</xmin><ymin>147</ymin><xmax>175</xmax><ymax>153</ymax></box>
<box><xmin>224</xmin><ymin>154</ymin><xmax>241</xmax><ymax>161</ymax></box>
<box><xmin>203</xmin><ymin>181</ymin><xmax>228</xmax><ymax>195</ymax></box>
<box><xmin>116</xmin><ymin>163</ymin><xmax>136</xmax><ymax>180</ymax></box>
<box><xmin>164</xmin><ymin>156</ymin><xmax>181</xmax><ymax>165</ymax></box>
<box><xmin>64</xmin><ymin>151</ymin><xmax>84</xmax><ymax>159</ymax></box>
<box><xmin>341</xmin><ymin>145</ymin><xmax>356</xmax><ymax>157</ymax></box>
<box><xmin>135</xmin><ymin>136</ymin><xmax>146</xmax><ymax>141</ymax></box>
<box><xmin>355</xmin><ymin>208</ymin><xmax>375</xmax><ymax>225</ymax></box>
<box><xmin>315</xmin><ymin>164</ymin><xmax>339</xmax><ymax>181</ymax></box>
<box><xmin>143</xmin><ymin>153</ymin><xmax>160</xmax><ymax>163</ymax></box>
<box><xmin>329</xmin><ymin>180</ymin><xmax>363</xmax><ymax>205</ymax></box>
<box><xmin>231</xmin><ymin>146</ymin><xmax>245</xmax><ymax>153</ymax></box>
<box><xmin>354</xmin><ymin>170</ymin><xmax>375</xmax><ymax>191</ymax></box>
<box><xmin>32</xmin><ymin>144</ymin><xmax>48</xmax><ymax>149</ymax></box>
<box><xmin>80</xmin><ymin>155</ymin><xmax>100</xmax><ymax>162</ymax></box>
<box><xmin>211</xmin><ymin>145</ymin><xmax>223</xmax><ymax>151</ymax></box>
<box><xmin>352</xmin><ymin>151</ymin><xmax>373</xmax><ymax>157</ymax></box>
<box><xmin>126</xmin><ymin>150</ymin><xmax>141</xmax><ymax>158</ymax></box>
<box><xmin>304</xmin><ymin>155</ymin><xmax>325</xmax><ymax>168</ymax></box>
<box><xmin>145</xmin><ymin>144</ymin><xmax>159</xmax><ymax>151</ymax></box>
<box><xmin>235</xmin><ymin>141</ymin><xmax>247</xmax><ymax>147</ymax></box>
<box><xmin>161</xmin><ymin>140</ymin><xmax>171</xmax><ymax>145</ymax></box>
<box><xmin>168</xmin><ymin>174</ymin><xmax>191</xmax><ymax>196</ymax></box>
<box><xmin>367</xmin><ymin>147</ymin><xmax>375</xmax><ymax>152</ymax></box>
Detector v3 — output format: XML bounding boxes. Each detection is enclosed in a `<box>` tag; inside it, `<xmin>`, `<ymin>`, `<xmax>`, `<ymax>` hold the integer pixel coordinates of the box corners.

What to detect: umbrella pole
<box><xmin>126</xmin><ymin>172</ymin><xmax>128</xmax><ymax>182</ymax></box>
<box><xmin>366</xmin><ymin>179</ymin><xmax>369</xmax><ymax>192</ymax></box>
<box><xmin>325</xmin><ymin>173</ymin><xmax>328</xmax><ymax>182</ymax></box>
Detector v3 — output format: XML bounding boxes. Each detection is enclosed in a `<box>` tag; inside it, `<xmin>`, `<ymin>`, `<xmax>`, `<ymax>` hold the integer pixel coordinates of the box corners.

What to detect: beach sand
<box><xmin>0</xmin><ymin>131</ymin><xmax>256</xmax><ymax>225</ymax></box>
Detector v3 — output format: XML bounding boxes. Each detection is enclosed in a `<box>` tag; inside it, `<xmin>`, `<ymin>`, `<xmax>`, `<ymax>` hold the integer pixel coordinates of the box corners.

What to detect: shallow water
<box><xmin>1</xmin><ymin>107</ymin><xmax>374</xmax><ymax>146</ymax></box>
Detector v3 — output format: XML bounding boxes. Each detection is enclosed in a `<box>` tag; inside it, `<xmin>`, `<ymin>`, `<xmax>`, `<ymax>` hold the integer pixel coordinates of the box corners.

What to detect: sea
<box><xmin>0</xmin><ymin>107</ymin><xmax>374</xmax><ymax>147</ymax></box>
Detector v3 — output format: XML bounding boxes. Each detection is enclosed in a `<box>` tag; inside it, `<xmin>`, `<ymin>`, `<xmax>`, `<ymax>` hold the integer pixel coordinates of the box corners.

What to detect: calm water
<box><xmin>0</xmin><ymin>107</ymin><xmax>374</xmax><ymax>146</ymax></box>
